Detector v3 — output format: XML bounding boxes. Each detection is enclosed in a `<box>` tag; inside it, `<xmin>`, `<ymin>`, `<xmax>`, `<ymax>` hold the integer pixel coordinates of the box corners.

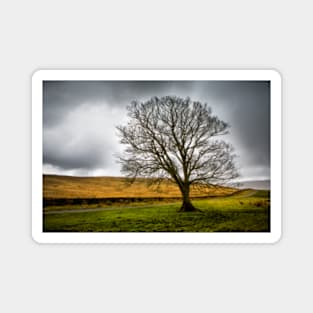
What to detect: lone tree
<box><xmin>116</xmin><ymin>96</ymin><xmax>239</xmax><ymax>212</ymax></box>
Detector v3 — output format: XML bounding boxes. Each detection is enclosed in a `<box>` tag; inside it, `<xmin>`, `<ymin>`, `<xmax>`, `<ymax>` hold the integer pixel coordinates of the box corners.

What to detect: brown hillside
<box><xmin>43</xmin><ymin>175</ymin><xmax>236</xmax><ymax>199</ymax></box>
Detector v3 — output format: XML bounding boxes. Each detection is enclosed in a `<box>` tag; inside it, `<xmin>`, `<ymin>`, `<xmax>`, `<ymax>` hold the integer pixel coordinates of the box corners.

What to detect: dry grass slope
<box><xmin>43</xmin><ymin>174</ymin><xmax>236</xmax><ymax>199</ymax></box>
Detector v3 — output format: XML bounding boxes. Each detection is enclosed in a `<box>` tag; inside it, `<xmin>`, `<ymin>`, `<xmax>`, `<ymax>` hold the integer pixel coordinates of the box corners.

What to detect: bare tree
<box><xmin>116</xmin><ymin>96</ymin><xmax>239</xmax><ymax>212</ymax></box>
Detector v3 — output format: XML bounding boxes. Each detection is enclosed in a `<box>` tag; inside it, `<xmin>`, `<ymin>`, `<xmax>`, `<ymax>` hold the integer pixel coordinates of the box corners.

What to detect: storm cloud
<box><xmin>43</xmin><ymin>80</ymin><xmax>270</xmax><ymax>180</ymax></box>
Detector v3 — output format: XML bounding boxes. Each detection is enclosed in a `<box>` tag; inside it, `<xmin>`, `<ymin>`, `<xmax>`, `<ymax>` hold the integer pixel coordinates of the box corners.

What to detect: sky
<box><xmin>43</xmin><ymin>80</ymin><xmax>270</xmax><ymax>182</ymax></box>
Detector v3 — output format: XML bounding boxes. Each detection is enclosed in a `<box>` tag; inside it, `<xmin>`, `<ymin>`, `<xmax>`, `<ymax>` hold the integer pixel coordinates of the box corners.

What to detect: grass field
<box><xmin>43</xmin><ymin>178</ymin><xmax>270</xmax><ymax>232</ymax></box>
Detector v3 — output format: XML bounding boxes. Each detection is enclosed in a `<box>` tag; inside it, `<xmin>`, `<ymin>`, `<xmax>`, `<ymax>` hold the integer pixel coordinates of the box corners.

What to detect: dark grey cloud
<box><xmin>43</xmin><ymin>80</ymin><xmax>270</xmax><ymax>180</ymax></box>
<box><xmin>43</xmin><ymin>81</ymin><xmax>181</xmax><ymax>127</ymax></box>
<box><xmin>43</xmin><ymin>130</ymin><xmax>107</xmax><ymax>170</ymax></box>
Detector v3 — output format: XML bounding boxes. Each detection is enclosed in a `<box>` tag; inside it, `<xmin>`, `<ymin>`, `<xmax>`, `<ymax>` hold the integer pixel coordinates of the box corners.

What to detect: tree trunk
<box><xmin>178</xmin><ymin>185</ymin><xmax>197</xmax><ymax>212</ymax></box>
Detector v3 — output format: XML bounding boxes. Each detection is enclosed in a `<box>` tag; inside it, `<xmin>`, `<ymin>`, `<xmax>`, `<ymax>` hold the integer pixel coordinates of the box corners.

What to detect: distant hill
<box><xmin>43</xmin><ymin>174</ymin><xmax>237</xmax><ymax>199</ymax></box>
<box><xmin>238</xmin><ymin>180</ymin><xmax>270</xmax><ymax>190</ymax></box>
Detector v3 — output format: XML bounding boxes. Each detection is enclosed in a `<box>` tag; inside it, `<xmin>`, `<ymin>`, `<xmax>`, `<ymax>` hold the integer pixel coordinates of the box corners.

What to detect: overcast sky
<box><xmin>43</xmin><ymin>80</ymin><xmax>270</xmax><ymax>181</ymax></box>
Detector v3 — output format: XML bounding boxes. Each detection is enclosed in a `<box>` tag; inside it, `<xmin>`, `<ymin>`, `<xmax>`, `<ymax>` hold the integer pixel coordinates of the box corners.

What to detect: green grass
<box><xmin>43</xmin><ymin>191</ymin><xmax>270</xmax><ymax>232</ymax></box>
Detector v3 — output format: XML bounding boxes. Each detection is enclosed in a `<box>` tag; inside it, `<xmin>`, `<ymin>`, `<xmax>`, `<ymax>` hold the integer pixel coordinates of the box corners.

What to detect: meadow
<box><xmin>43</xmin><ymin>175</ymin><xmax>270</xmax><ymax>232</ymax></box>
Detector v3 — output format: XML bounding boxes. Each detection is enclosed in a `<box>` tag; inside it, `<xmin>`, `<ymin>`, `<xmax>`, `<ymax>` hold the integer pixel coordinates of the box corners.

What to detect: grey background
<box><xmin>0</xmin><ymin>0</ymin><xmax>312</xmax><ymax>312</ymax></box>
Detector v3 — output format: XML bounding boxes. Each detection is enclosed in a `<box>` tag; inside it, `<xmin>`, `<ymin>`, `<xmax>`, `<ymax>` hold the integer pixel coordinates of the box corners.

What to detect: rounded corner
<box><xmin>270</xmin><ymin>231</ymin><xmax>282</xmax><ymax>244</ymax></box>
<box><xmin>268</xmin><ymin>69</ymin><xmax>282</xmax><ymax>82</ymax></box>
<box><xmin>31</xmin><ymin>231</ymin><xmax>43</xmax><ymax>244</ymax></box>
<box><xmin>31</xmin><ymin>69</ymin><xmax>45</xmax><ymax>82</ymax></box>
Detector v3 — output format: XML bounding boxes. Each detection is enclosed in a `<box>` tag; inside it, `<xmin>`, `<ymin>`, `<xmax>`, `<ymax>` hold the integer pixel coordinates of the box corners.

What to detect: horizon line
<box><xmin>42</xmin><ymin>173</ymin><xmax>270</xmax><ymax>182</ymax></box>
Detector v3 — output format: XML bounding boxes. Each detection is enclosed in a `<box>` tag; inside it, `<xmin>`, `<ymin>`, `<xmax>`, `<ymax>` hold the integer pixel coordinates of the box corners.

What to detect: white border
<box><xmin>32</xmin><ymin>69</ymin><xmax>282</xmax><ymax>244</ymax></box>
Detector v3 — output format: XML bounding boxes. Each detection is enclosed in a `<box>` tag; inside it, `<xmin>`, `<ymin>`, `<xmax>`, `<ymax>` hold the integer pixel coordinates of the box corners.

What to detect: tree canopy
<box><xmin>116</xmin><ymin>96</ymin><xmax>239</xmax><ymax>211</ymax></box>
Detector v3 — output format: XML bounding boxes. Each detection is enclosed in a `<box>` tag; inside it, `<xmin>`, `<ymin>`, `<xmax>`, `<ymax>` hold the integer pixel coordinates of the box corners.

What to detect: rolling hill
<box><xmin>238</xmin><ymin>180</ymin><xmax>270</xmax><ymax>190</ymax></box>
<box><xmin>43</xmin><ymin>174</ymin><xmax>237</xmax><ymax>199</ymax></box>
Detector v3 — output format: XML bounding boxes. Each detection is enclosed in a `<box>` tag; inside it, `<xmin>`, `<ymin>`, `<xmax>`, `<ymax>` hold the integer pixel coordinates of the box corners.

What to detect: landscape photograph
<box><xmin>42</xmin><ymin>79</ymin><xmax>270</xmax><ymax>232</ymax></box>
